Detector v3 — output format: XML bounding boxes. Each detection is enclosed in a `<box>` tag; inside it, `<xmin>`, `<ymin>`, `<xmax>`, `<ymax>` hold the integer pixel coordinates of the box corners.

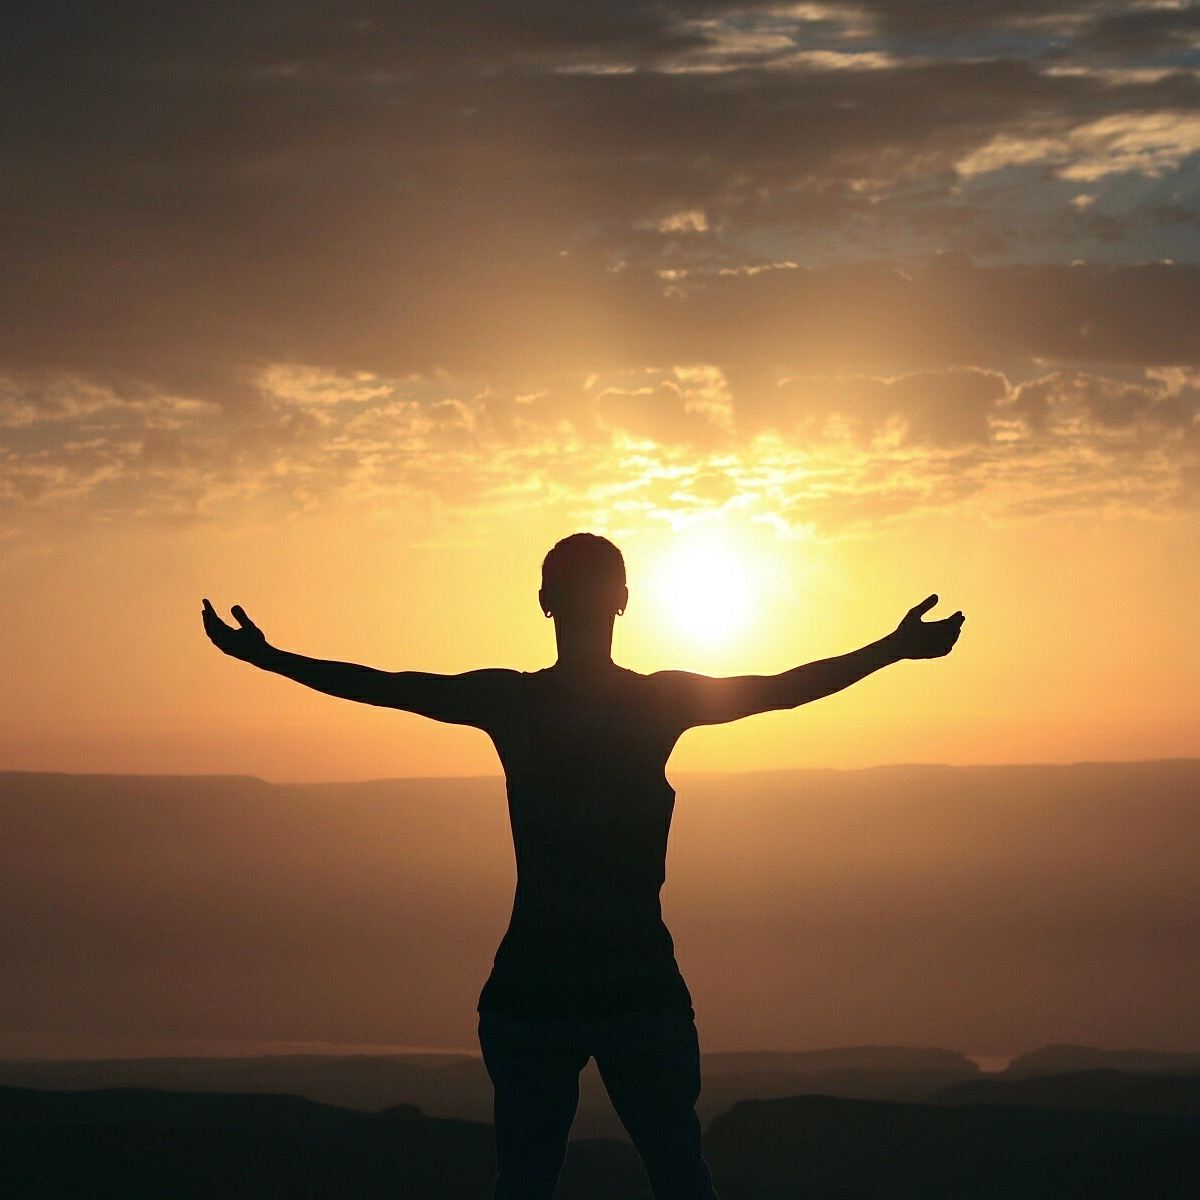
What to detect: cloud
<box><xmin>4</xmin><ymin>1</ymin><xmax>1200</xmax><ymax>542</ymax></box>
<box><xmin>4</xmin><ymin>1</ymin><xmax>1200</xmax><ymax>405</ymax></box>
<box><xmin>773</xmin><ymin>367</ymin><xmax>1007</xmax><ymax>447</ymax></box>
<box><xmin>594</xmin><ymin>363</ymin><xmax>736</xmax><ymax>447</ymax></box>
<box><xmin>956</xmin><ymin>110</ymin><xmax>1200</xmax><ymax>181</ymax></box>
<box><xmin>257</xmin><ymin>365</ymin><xmax>394</xmax><ymax>407</ymax></box>
<box><xmin>3</xmin><ymin>354</ymin><xmax>1197</xmax><ymax>542</ymax></box>
<box><xmin>1078</xmin><ymin>4</ymin><xmax>1200</xmax><ymax>57</ymax></box>
<box><xmin>644</xmin><ymin>209</ymin><xmax>711</xmax><ymax>234</ymax></box>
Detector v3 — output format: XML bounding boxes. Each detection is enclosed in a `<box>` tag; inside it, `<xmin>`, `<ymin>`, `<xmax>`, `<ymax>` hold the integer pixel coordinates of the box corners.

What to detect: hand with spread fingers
<box><xmin>202</xmin><ymin>598</ymin><xmax>271</xmax><ymax>665</ymax></box>
<box><xmin>888</xmin><ymin>594</ymin><xmax>965</xmax><ymax>660</ymax></box>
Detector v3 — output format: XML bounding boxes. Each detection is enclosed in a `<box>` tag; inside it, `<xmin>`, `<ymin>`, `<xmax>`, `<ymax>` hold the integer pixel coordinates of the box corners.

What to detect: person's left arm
<box><xmin>655</xmin><ymin>594</ymin><xmax>964</xmax><ymax>731</ymax></box>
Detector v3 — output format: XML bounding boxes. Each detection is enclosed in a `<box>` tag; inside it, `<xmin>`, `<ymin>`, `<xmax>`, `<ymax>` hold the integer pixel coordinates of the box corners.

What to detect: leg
<box><xmin>593</xmin><ymin>1011</ymin><xmax>719</xmax><ymax>1200</ymax></box>
<box><xmin>478</xmin><ymin>1010</ymin><xmax>591</xmax><ymax>1200</ymax></box>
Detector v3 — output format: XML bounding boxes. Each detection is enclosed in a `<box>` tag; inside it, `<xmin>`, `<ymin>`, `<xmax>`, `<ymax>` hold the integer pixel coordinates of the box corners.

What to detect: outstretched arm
<box><xmin>657</xmin><ymin>594</ymin><xmax>964</xmax><ymax>731</ymax></box>
<box><xmin>201</xmin><ymin>599</ymin><xmax>516</xmax><ymax>729</ymax></box>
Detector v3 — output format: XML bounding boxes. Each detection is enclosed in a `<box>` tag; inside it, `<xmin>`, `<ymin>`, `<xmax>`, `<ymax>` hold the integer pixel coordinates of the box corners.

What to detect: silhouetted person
<box><xmin>202</xmin><ymin>532</ymin><xmax>964</xmax><ymax>1199</ymax></box>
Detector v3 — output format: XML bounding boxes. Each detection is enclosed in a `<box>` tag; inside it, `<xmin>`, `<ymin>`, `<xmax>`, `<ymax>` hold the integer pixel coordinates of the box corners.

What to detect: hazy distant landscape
<box><xmin>3</xmin><ymin>761</ymin><xmax>1197</xmax><ymax>1059</ymax></box>
<box><xmin>3</xmin><ymin>762</ymin><xmax>1198</xmax><ymax>1195</ymax></box>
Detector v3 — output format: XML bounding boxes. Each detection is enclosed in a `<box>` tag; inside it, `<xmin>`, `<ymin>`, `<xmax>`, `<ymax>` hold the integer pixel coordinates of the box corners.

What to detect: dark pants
<box><xmin>478</xmin><ymin>1008</ymin><xmax>719</xmax><ymax>1200</ymax></box>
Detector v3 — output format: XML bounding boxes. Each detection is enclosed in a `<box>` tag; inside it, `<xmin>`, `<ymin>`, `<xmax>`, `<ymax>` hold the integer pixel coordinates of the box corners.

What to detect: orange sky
<box><xmin>4</xmin><ymin>485</ymin><xmax>1198</xmax><ymax>781</ymax></box>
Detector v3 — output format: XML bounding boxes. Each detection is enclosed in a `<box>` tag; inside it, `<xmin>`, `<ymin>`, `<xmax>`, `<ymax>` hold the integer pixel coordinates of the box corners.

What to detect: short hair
<box><xmin>541</xmin><ymin>533</ymin><xmax>626</xmax><ymax>611</ymax></box>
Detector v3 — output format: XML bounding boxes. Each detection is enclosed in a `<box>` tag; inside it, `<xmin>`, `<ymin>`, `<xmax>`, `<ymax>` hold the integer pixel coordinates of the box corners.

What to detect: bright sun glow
<box><xmin>649</xmin><ymin>532</ymin><xmax>754</xmax><ymax>645</ymax></box>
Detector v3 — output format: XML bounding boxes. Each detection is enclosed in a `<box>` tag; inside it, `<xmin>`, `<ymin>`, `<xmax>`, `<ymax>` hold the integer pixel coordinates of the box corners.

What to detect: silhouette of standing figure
<box><xmin>202</xmin><ymin>532</ymin><xmax>965</xmax><ymax>1199</ymax></box>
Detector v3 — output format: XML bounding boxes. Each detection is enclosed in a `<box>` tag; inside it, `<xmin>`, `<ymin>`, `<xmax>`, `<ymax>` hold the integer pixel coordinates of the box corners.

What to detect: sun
<box><xmin>648</xmin><ymin>531</ymin><xmax>754</xmax><ymax>645</ymax></box>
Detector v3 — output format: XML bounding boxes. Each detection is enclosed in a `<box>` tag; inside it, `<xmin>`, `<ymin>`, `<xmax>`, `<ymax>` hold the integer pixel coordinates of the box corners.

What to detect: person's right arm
<box><xmin>201</xmin><ymin>599</ymin><xmax>516</xmax><ymax>729</ymax></box>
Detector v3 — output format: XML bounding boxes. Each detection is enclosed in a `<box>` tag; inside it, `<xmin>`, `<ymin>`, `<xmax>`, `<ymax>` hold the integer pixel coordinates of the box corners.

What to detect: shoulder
<box><xmin>458</xmin><ymin>668</ymin><xmax>526</xmax><ymax>696</ymax></box>
<box><xmin>462</xmin><ymin>668</ymin><xmax>526</xmax><ymax>682</ymax></box>
<box><xmin>440</xmin><ymin>668</ymin><xmax>526</xmax><ymax>714</ymax></box>
<box><xmin>640</xmin><ymin>669</ymin><xmax>746</xmax><ymax>730</ymax></box>
<box><xmin>441</xmin><ymin>669</ymin><xmax>526</xmax><ymax>733</ymax></box>
<box><xmin>644</xmin><ymin>669</ymin><xmax>706</xmax><ymax>695</ymax></box>
<box><xmin>628</xmin><ymin>668</ymin><xmax>702</xmax><ymax>718</ymax></box>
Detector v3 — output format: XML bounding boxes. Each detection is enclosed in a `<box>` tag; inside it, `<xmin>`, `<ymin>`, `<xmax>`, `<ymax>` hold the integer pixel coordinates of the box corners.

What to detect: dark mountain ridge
<box><xmin>706</xmin><ymin>1091</ymin><xmax>1200</xmax><ymax>1199</ymax></box>
<box><xmin>0</xmin><ymin>1084</ymin><xmax>651</xmax><ymax>1199</ymax></box>
<box><xmin>0</xmin><ymin>1045</ymin><xmax>980</xmax><ymax>1137</ymax></box>
<box><xmin>4</xmin><ymin>1076</ymin><xmax>1199</xmax><ymax>1199</ymax></box>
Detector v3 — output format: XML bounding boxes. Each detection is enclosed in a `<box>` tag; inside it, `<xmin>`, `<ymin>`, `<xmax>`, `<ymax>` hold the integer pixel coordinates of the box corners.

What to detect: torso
<box><xmin>477</xmin><ymin>665</ymin><xmax>694</xmax><ymax>1017</ymax></box>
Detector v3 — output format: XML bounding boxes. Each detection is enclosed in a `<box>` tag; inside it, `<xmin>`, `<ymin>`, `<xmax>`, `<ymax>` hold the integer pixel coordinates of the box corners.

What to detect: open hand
<box><xmin>890</xmin><ymin>594</ymin><xmax>964</xmax><ymax>660</ymax></box>
<box><xmin>202</xmin><ymin>598</ymin><xmax>270</xmax><ymax>664</ymax></box>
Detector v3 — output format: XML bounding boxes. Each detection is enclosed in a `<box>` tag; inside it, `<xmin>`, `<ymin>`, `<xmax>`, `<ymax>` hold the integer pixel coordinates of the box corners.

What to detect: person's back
<box><xmin>481</xmin><ymin>664</ymin><xmax>693</xmax><ymax>1019</ymax></box>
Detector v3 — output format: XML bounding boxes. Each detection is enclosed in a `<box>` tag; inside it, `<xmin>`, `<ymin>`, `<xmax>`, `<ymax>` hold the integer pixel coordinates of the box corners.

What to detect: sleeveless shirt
<box><xmin>477</xmin><ymin>666</ymin><xmax>694</xmax><ymax>1018</ymax></box>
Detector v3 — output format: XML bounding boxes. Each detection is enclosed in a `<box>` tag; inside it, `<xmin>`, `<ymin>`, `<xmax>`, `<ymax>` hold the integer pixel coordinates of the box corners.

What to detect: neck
<box><xmin>551</xmin><ymin>615</ymin><xmax>616</xmax><ymax>676</ymax></box>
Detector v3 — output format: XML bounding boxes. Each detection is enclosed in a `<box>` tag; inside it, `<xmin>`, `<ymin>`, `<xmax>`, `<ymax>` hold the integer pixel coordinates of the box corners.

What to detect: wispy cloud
<box><xmin>957</xmin><ymin>110</ymin><xmax>1200</xmax><ymax>180</ymax></box>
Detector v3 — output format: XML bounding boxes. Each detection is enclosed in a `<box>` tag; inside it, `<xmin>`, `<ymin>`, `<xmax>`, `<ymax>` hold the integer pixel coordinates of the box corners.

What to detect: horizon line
<box><xmin>2</xmin><ymin>755</ymin><xmax>1198</xmax><ymax>788</ymax></box>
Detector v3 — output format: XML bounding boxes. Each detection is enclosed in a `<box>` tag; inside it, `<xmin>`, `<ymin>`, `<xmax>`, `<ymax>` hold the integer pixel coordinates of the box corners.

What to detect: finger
<box><xmin>909</xmin><ymin>594</ymin><xmax>938</xmax><ymax>619</ymax></box>
<box><xmin>231</xmin><ymin>604</ymin><xmax>258</xmax><ymax>631</ymax></box>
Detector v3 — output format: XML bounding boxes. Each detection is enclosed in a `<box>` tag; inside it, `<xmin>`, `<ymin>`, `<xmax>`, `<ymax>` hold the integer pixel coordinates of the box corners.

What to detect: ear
<box><xmin>538</xmin><ymin>587</ymin><xmax>551</xmax><ymax>618</ymax></box>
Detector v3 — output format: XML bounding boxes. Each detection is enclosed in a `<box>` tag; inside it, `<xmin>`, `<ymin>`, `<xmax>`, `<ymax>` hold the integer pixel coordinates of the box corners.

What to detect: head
<box><xmin>539</xmin><ymin>533</ymin><xmax>628</xmax><ymax>624</ymax></box>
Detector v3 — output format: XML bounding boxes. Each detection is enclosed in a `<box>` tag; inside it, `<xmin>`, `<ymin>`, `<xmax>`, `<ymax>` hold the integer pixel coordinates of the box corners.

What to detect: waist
<box><xmin>509</xmin><ymin>878</ymin><xmax>663</xmax><ymax>923</ymax></box>
<box><xmin>478</xmin><ymin>950</ymin><xmax>692</xmax><ymax>1018</ymax></box>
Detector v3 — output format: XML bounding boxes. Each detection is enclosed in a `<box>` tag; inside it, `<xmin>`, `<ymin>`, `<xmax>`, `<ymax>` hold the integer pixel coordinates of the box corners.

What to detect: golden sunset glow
<box><xmin>648</xmin><ymin>530</ymin><xmax>755</xmax><ymax>646</ymax></box>
<box><xmin>0</xmin><ymin>7</ymin><xmax>1196</xmax><ymax>783</ymax></box>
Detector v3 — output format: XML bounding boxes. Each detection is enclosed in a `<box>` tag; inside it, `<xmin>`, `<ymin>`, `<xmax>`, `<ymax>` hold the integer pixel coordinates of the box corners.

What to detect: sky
<box><xmin>4</xmin><ymin>0</ymin><xmax>1200</xmax><ymax>781</ymax></box>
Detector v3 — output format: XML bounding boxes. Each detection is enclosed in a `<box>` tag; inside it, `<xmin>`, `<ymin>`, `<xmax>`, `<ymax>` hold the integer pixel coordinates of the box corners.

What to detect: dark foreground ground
<box><xmin>3</xmin><ymin>1069</ymin><xmax>1198</xmax><ymax>1199</ymax></box>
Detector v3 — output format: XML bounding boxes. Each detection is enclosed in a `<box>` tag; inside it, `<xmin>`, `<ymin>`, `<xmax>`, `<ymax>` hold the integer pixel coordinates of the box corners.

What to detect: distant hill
<box><xmin>705</xmin><ymin>1092</ymin><xmax>1200</xmax><ymax>1199</ymax></box>
<box><xmin>0</xmin><ymin>1045</ymin><xmax>980</xmax><ymax>1138</ymax></box>
<box><xmin>0</xmin><ymin>1054</ymin><xmax>492</xmax><ymax>1125</ymax></box>
<box><xmin>694</xmin><ymin>1046</ymin><xmax>980</xmax><ymax>1125</ymax></box>
<box><xmin>0</xmin><ymin>1083</ymin><xmax>367</xmax><ymax>1127</ymax></box>
<box><xmin>5</xmin><ymin>1080</ymin><xmax>1198</xmax><ymax>1199</ymax></box>
<box><xmin>703</xmin><ymin>1045</ymin><xmax>975</xmax><ymax>1073</ymax></box>
<box><xmin>930</xmin><ymin>1069</ymin><xmax>1200</xmax><ymax>1116</ymax></box>
<box><xmin>2</xmin><ymin>760</ymin><xmax>1198</xmax><ymax>1060</ymax></box>
<box><xmin>0</xmin><ymin>1085</ymin><xmax>651</xmax><ymax>1199</ymax></box>
<box><xmin>7</xmin><ymin>1047</ymin><xmax>1198</xmax><ymax>1138</ymax></box>
<box><xmin>1005</xmin><ymin>1044</ymin><xmax>1200</xmax><ymax>1079</ymax></box>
